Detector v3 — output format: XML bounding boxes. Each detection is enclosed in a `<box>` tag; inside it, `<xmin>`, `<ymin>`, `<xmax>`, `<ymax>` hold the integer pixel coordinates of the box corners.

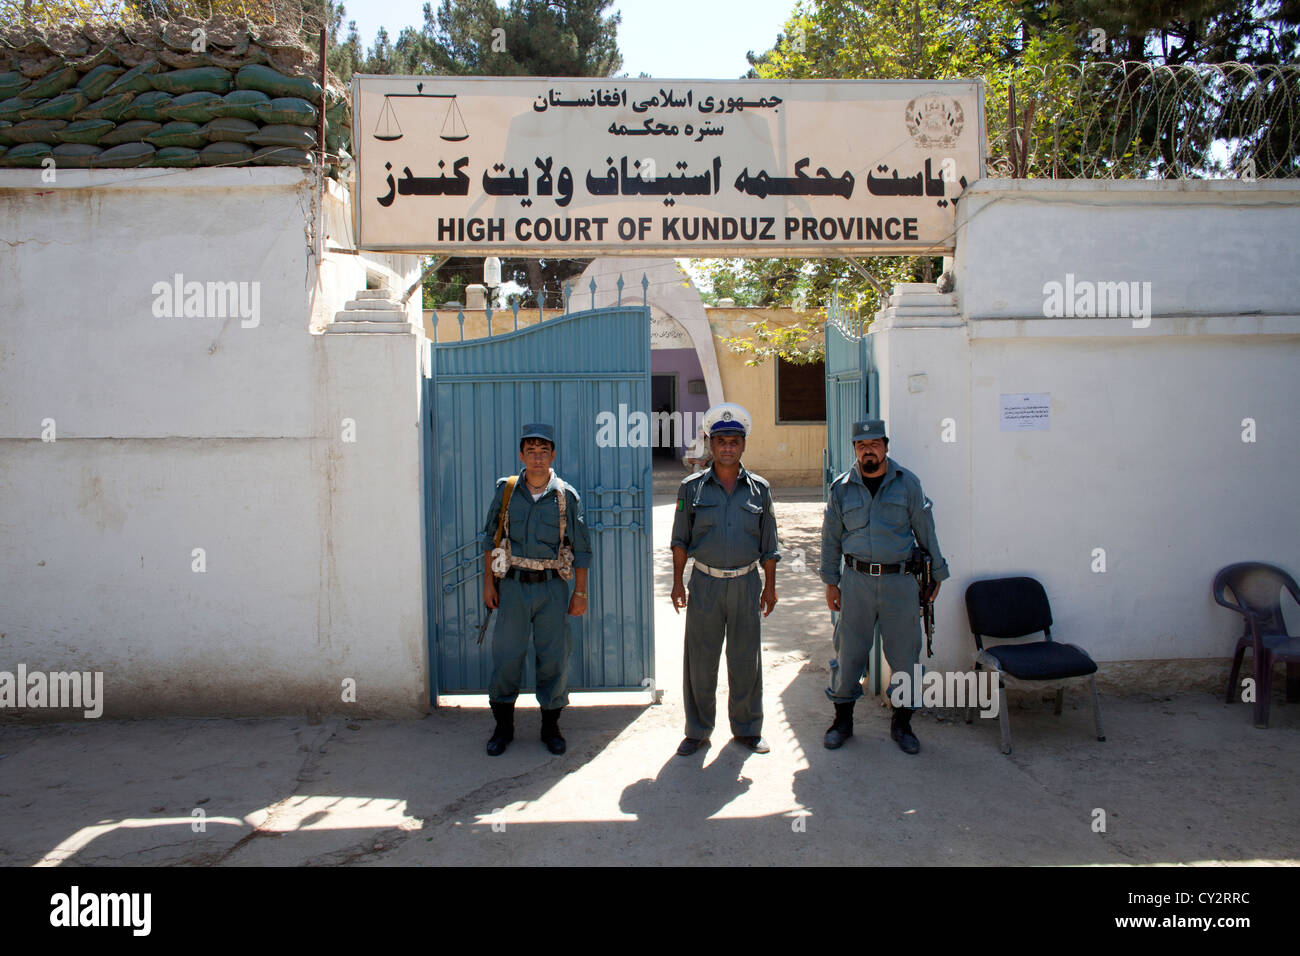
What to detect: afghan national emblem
<box><xmin>905</xmin><ymin>94</ymin><xmax>965</xmax><ymax>149</ymax></box>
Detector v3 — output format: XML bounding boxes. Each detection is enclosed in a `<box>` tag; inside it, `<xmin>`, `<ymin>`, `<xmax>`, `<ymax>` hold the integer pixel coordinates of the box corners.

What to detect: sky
<box><xmin>339</xmin><ymin>0</ymin><xmax>799</xmax><ymax>79</ymax></box>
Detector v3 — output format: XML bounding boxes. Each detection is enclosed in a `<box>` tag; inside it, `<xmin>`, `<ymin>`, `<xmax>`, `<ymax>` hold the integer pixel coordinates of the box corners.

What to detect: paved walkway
<box><xmin>1</xmin><ymin>493</ymin><xmax>1296</xmax><ymax>866</ymax></box>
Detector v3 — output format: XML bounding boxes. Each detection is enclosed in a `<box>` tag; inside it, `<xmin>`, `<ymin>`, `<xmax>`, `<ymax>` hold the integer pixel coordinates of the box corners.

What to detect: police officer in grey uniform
<box><xmin>480</xmin><ymin>423</ymin><xmax>591</xmax><ymax>757</ymax></box>
<box><xmin>670</xmin><ymin>403</ymin><xmax>779</xmax><ymax>757</ymax></box>
<box><xmin>821</xmin><ymin>419</ymin><xmax>948</xmax><ymax>754</ymax></box>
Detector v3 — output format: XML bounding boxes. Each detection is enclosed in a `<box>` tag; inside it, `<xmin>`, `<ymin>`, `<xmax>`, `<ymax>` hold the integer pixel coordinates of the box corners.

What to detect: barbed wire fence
<box><xmin>985</xmin><ymin>61</ymin><xmax>1300</xmax><ymax>181</ymax></box>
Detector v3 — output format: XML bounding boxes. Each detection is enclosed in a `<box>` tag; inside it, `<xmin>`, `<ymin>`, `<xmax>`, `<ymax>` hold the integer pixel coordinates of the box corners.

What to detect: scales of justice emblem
<box><xmin>373</xmin><ymin>82</ymin><xmax>468</xmax><ymax>142</ymax></box>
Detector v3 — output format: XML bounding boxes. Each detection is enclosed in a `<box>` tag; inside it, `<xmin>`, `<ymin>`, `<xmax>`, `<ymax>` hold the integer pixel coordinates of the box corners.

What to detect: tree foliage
<box><xmin>697</xmin><ymin>0</ymin><xmax>1298</xmax><ymax>361</ymax></box>
<box><xmin>329</xmin><ymin>0</ymin><xmax>622</xmax><ymax>309</ymax></box>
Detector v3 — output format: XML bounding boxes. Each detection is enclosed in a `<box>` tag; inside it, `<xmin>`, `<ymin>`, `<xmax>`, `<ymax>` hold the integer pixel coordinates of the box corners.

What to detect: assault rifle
<box><xmin>909</xmin><ymin>548</ymin><xmax>935</xmax><ymax>658</ymax></box>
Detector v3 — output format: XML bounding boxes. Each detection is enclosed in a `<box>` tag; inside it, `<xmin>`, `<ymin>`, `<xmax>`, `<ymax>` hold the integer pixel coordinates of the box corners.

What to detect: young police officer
<box><xmin>480</xmin><ymin>423</ymin><xmax>591</xmax><ymax>757</ymax></box>
<box><xmin>821</xmin><ymin>419</ymin><xmax>948</xmax><ymax>754</ymax></box>
<box><xmin>670</xmin><ymin>403</ymin><xmax>779</xmax><ymax>757</ymax></box>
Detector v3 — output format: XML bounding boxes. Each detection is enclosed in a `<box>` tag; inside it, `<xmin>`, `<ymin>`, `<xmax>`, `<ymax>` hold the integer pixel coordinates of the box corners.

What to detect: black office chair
<box><xmin>1213</xmin><ymin>562</ymin><xmax>1300</xmax><ymax>728</ymax></box>
<box><xmin>964</xmin><ymin>576</ymin><xmax>1105</xmax><ymax>754</ymax></box>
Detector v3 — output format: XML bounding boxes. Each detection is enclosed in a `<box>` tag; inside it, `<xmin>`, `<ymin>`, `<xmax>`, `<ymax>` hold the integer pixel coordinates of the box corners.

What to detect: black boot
<box><xmin>486</xmin><ymin>701</ymin><xmax>514</xmax><ymax>757</ymax></box>
<box><xmin>823</xmin><ymin>701</ymin><xmax>855</xmax><ymax>749</ymax></box>
<box><xmin>540</xmin><ymin>707</ymin><xmax>566</xmax><ymax>755</ymax></box>
<box><xmin>890</xmin><ymin>706</ymin><xmax>920</xmax><ymax>755</ymax></box>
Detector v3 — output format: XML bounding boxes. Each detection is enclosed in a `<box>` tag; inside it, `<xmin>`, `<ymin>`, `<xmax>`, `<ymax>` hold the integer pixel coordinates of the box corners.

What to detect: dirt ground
<box><xmin>1</xmin><ymin>493</ymin><xmax>1296</xmax><ymax>867</ymax></box>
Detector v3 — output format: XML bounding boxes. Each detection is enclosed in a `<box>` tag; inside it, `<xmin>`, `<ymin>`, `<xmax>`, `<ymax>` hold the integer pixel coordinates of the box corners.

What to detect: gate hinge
<box><xmin>640</xmin><ymin>678</ymin><xmax>664</xmax><ymax>705</ymax></box>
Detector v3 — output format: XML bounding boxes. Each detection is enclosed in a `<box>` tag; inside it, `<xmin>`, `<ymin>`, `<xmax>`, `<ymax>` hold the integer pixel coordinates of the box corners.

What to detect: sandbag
<box><xmin>250</xmin><ymin>95</ymin><xmax>317</xmax><ymax>127</ymax></box>
<box><xmin>0</xmin><ymin>98</ymin><xmax>36</xmax><ymax>122</ymax></box>
<box><xmin>76</xmin><ymin>92</ymin><xmax>136</xmax><ymax>121</ymax></box>
<box><xmin>24</xmin><ymin>65</ymin><xmax>79</xmax><ymax>100</ymax></box>
<box><xmin>0</xmin><ymin>142</ymin><xmax>53</xmax><ymax>166</ymax></box>
<box><xmin>122</xmin><ymin>90</ymin><xmax>172</xmax><ymax>121</ymax></box>
<box><xmin>51</xmin><ymin>143</ymin><xmax>102</xmax><ymax>167</ymax></box>
<box><xmin>4</xmin><ymin>119</ymin><xmax>67</xmax><ymax>143</ymax></box>
<box><xmin>234</xmin><ymin>64</ymin><xmax>321</xmax><ymax>103</ymax></box>
<box><xmin>77</xmin><ymin>64</ymin><xmax>125</xmax><ymax>100</ymax></box>
<box><xmin>150</xmin><ymin>146</ymin><xmax>199</xmax><ymax>167</ymax></box>
<box><xmin>149</xmin><ymin>66</ymin><xmax>233</xmax><ymax>95</ymax></box>
<box><xmin>0</xmin><ymin>145</ymin><xmax>5</xmax><ymax>160</ymax></box>
<box><xmin>99</xmin><ymin>119</ymin><xmax>161</xmax><ymax>145</ymax></box>
<box><xmin>0</xmin><ymin>72</ymin><xmax>26</xmax><ymax>98</ymax></box>
<box><xmin>218</xmin><ymin>89</ymin><xmax>269</xmax><ymax>121</ymax></box>
<box><xmin>0</xmin><ymin>120</ymin><xmax>12</xmax><ymax>146</ymax></box>
<box><xmin>103</xmin><ymin>59</ymin><xmax>161</xmax><ymax>96</ymax></box>
<box><xmin>161</xmin><ymin>90</ymin><xmax>224</xmax><ymax>123</ymax></box>
<box><xmin>251</xmin><ymin>145</ymin><xmax>313</xmax><ymax>166</ymax></box>
<box><xmin>93</xmin><ymin>142</ymin><xmax>155</xmax><ymax>167</ymax></box>
<box><xmin>199</xmin><ymin>117</ymin><xmax>257</xmax><ymax>142</ymax></box>
<box><xmin>145</xmin><ymin>121</ymin><xmax>206</xmax><ymax>148</ymax></box>
<box><xmin>55</xmin><ymin>118</ymin><xmax>115</xmax><ymax>144</ymax></box>
<box><xmin>199</xmin><ymin>141</ymin><xmax>253</xmax><ymax>165</ymax></box>
<box><xmin>247</xmin><ymin>123</ymin><xmax>316</xmax><ymax>148</ymax></box>
<box><xmin>20</xmin><ymin>92</ymin><xmax>90</xmax><ymax>121</ymax></box>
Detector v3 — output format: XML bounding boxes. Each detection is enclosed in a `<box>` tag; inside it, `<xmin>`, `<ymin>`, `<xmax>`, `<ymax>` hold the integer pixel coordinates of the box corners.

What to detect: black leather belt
<box><xmin>846</xmin><ymin>557</ymin><xmax>908</xmax><ymax>576</ymax></box>
<box><xmin>505</xmin><ymin>568</ymin><xmax>558</xmax><ymax>583</ymax></box>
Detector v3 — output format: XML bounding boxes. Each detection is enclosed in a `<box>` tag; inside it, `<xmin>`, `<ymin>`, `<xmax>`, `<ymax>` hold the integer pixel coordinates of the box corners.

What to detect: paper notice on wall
<box><xmin>1000</xmin><ymin>393</ymin><xmax>1050</xmax><ymax>431</ymax></box>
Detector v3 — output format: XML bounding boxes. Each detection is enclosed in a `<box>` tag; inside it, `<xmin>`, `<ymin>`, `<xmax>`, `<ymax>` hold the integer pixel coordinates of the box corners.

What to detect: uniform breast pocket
<box><xmin>740</xmin><ymin>500</ymin><xmax>763</xmax><ymax>539</ymax></box>
<box><xmin>691</xmin><ymin>501</ymin><xmax>719</xmax><ymax>532</ymax></box>
<box><xmin>880</xmin><ymin>491</ymin><xmax>909</xmax><ymax>525</ymax></box>
<box><xmin>842</xmin><ymin>502</ymin><xmax>869</xmax><ymax>532</ymax></box>
<box><xmin>535</xmin><ymin>513</ymin><xmax>562</xmax><ymax>546</ymax></box>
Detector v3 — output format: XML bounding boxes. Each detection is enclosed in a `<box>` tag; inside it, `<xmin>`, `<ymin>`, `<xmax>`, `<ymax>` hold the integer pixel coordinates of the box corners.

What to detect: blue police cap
<box><xmin>520</xmin><ymin>422</ymin><xmax>555</xmax><ymax>444</ymax></box>
<box><xmin>851</xmin><ymin>419</ymin><xmax>887</xmax><ymax>442</ymax></box>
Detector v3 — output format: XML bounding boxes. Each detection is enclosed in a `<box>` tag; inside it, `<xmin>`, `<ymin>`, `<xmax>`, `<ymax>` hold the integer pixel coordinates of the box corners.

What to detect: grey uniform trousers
<box><xmin>827</xmin><ymin>569</ymin><xmax>922</xmax><ymax>703</ymax></box>
<box><xmin>683</xmin><ymin>567</ymin><xmax>763</xmax><ymax>739</ymax></box>
<box><xmin>489</xmin><ymin>575</ymin><xmax>571</xmax><ymax>709</ymax></box>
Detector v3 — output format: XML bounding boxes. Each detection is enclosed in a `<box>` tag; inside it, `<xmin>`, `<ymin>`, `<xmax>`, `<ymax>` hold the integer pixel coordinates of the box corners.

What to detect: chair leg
<box><xmin>1287</xmin><ymin>662</ymin><xmax>1300</xmax><ymax>704</ymax></box>
<box><xmin>1090</xmin><ymin>675</ymin><xmax>1105</xmax><ymax>742</ymax></box>
<box><xmin>1253</xmin><ymin>652</ymin><xmax>1270</xmax><ymax>729</ymax></box>
<box><xmin>1225</xmin><ymin>641</ymin><xmax>1247</xmax><ymax>704</ymax></box>
<box><xmin>997</xmin><ymin>678</ymin><xmax>1012</xmax><ymax>754</ymax></box>
<box><xmin>1053</xmin><ymin>687</ymin><xmax>1065</xmax><ymax>716</ymax></box>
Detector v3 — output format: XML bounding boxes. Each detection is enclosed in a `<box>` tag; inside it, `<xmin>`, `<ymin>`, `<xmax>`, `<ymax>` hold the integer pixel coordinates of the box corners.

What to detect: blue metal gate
<box><xmin>823</xmin><ymin>291</ymin><xmax>877</xmax><ymax>495</ymax></box>
<box><xmin>422</xmin><ymin>292</ymin><xmax>654</xmax><ymax>701</ymax></box>
<box><xmin>822</xmin><ymin>292</ymin><xmax>882</xmax><ymax>692</ymax></box>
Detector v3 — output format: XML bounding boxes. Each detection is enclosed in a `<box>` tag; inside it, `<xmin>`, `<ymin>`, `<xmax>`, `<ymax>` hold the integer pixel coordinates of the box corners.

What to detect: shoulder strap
<box><xmin>494</xmin><ymin>476</ymin><xmax>519</xmax><ymax>547</ymax></box>
<box><xmin>556</xmin><ymin>483</ymin><xmax>567</xmax><ymax>544</ymax></box>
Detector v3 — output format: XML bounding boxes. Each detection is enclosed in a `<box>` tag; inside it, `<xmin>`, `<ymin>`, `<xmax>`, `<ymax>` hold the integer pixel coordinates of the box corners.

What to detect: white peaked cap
<box><xmin>703</xmin><ymin>402</ymin><xmax>752</xmax><ymax>437</ymax></box>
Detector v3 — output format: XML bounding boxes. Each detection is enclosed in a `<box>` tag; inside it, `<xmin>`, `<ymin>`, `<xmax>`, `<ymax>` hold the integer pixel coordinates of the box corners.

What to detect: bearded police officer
<box><xmin>480</xmin><ymin>423</ymin><xmax>591</xmax><ymax>757</ymax></box>
<box><xmin>821</xmin><ymin>419</ymin><xmax>948</xmax><ymax>754</ymax></box>
<box><xmin>670</xmin><ymin>403</ymin><xmax>779</xmax><ymax>757</ymax></box>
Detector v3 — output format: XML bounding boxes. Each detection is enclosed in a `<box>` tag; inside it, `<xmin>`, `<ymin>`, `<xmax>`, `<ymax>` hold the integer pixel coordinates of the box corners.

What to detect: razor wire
<box><xmin>985</xmin><ymin>61</ymin><xmax>1300</xmax><ymax>180</ymax></box>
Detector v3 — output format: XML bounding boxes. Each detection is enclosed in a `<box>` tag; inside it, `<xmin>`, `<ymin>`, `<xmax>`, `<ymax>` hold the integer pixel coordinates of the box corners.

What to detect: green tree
<box><xmin>344</xmin><ymin>0</ymin><xmax>623</xmax><ymax>309</ymax></box>
<box><xmin>692</xmin><ymin>0</ymin><xmax>1066</xmax><ymax>351</ymax></box>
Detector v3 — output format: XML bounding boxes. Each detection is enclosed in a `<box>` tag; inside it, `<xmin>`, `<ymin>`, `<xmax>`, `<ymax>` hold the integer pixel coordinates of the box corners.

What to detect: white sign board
<box><xmin>650</xmin><ymin>313</ymin><xmax>694</xmax><ymax>350</ymax></box>
<box><xmin>352</xmin><ymin>76</ymin><xmax>984</xmax><ymax>255</ymax></box>
<box><xmin>1000</xmin><ymin>393</ymin><xmax>1051</xmax><ymax>431</ymax></box>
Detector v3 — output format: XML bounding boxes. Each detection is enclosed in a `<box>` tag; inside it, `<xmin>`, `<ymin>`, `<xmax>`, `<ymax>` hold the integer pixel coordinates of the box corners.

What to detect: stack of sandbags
<box><xmin>0</xmin><ymin>16</ymin><xmax>351</xmax><ymax>175</ymax></box>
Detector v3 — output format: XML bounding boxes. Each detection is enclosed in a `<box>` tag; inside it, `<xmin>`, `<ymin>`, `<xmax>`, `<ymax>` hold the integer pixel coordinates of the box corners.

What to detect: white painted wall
<box><xmin>0</xmin><ymin>168</ymin><xmax>430</xmax><ymax>717</ymax></box>
<box><xmin>874</xmin><ymin>180</ymin><xmax>1300</xmax><ymax>678</ymax></box>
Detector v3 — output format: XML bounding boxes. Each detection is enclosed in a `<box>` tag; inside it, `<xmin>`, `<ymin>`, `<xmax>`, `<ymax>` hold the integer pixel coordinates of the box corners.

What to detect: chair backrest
<box><xmin>965</xmin><ymin>576</ymin><xmax>1053</xmax><ymax>649</ymax></box>
<box><xmin>1212</xmin><ymin>562</ymin><xmax>1298</xmax><ymax>638</ymax></box>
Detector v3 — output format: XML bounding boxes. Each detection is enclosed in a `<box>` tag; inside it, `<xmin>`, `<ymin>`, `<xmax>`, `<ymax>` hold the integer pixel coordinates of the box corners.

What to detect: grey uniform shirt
<box><xmin>478</xmin><ymin>471</ymin><xmax>593</xmax><ymax>568</ymax></box>
<box><xmin>671</xmin><ymin>465</ymin><xmax>780</xmax><ymax>569</ymax></box>
<box><xmin>820</xmin><ymin>457</ymin><xmax>948</xmax><ymax>586</ymax></box>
